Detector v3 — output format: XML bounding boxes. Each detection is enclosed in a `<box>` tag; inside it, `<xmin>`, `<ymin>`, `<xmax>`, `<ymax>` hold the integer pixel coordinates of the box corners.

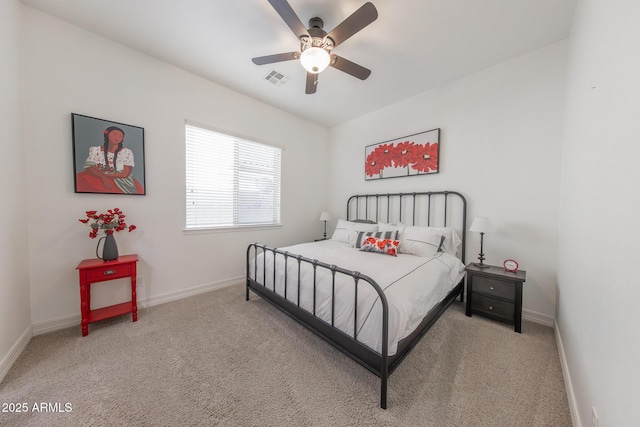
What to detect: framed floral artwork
<box><xmin>72</xmin><ymin>113</ymin><xmax>146</xmax><ymax>195</ymax></box>
<box><xmin>365</xmin><ymin>128</ymin><xmax>440</xmax><ymax>180</ymax></box>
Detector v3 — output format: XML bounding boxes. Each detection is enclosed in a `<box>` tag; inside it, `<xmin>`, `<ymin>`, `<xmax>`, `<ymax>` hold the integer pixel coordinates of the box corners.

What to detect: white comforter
<box><xmin>249</xmin><ymin>239</ymin><xmax>465</xmax><ymax>356</ymax></box>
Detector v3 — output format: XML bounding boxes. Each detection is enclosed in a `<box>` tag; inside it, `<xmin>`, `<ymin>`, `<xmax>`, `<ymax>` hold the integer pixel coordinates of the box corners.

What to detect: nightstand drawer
<box><xmin>473</xmin><ymin>276</ymin><xmax>514</xmax><ymax>301</ymax></box>
<box><xmin>471</xmin><ymin>294</ymin><xmax>514</xmax><ymax>322</ymax></box>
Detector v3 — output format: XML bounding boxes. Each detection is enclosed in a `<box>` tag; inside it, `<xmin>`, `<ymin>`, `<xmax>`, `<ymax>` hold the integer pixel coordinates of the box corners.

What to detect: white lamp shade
<box><xmin>319</xmin><ymin>211</ymin><xmax>331</xmax><ymax>221</ymax></box>
<box><xmin>300</xmin><ymin>47</ymin><xmax>330</xmax><ymax>74</ymax></box>
<box><xmin>469</xmin><ymin>217</ymin><xmax>495</xmax><ymax>233</ymax></box>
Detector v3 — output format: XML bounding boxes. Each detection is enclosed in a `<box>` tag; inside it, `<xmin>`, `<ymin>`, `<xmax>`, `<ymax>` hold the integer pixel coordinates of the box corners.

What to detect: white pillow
<box><xmin>379</xmin><ymin>223</ymin><xmax>461</xmax><ymax>256</ymax></box>
<box><xmin>399</xmin><ymin>226</ymin><xmax>443</xmax><ymax>257</ymax></box>
<box><xmin>331</xmin><ymin>219</ymin><xmax>378</xmax><ymax>246</ymax></box>
<box><xmin>377</xmin><ymin>222</ymin><xmax>407</xmax><ymax>234</ymax></box>
<box><xmin>427</xmin><ymin>226</ymin><xmax>462</xmax><ymax>256</ymax></box>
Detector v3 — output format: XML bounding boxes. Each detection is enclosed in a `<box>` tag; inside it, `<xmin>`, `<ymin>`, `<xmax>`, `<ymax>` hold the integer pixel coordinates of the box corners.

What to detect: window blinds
<box><xmin>186</xmin><ymin>124</ymin><xmax>281</xmax><ymax>229</ymax></box>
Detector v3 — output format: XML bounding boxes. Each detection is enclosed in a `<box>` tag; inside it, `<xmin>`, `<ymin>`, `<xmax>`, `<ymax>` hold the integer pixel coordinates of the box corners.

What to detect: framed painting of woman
<box><xmin>72</xmin><ymin>113</ymin><xmax>146</xmax><ymax>195</ymax></box>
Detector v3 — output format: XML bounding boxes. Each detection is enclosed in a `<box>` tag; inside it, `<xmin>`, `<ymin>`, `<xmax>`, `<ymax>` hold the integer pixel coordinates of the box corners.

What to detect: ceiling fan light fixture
<box><xmin>252</xmin><ymin>1</ymin><xmax>378</xmax><ymax>93</ymax></box>
<box><xmin>300</xmin><ymin>47</ymin><xmax>330</xmax><ymax>74</ymax></box>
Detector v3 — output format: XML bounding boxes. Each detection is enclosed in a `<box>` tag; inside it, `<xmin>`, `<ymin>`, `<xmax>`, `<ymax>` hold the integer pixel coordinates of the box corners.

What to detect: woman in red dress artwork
<box><xmin>75</xmin><ymin>126</ymin><xmax>144</xmax><ymax>194</ymax></box>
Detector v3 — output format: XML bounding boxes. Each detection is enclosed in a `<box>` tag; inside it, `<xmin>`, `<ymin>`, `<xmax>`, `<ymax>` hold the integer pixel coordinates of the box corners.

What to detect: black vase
<box><xmin>96</xmin><ymin>233</ymin><xmax>119</xmax><ymax>261</ymax></box>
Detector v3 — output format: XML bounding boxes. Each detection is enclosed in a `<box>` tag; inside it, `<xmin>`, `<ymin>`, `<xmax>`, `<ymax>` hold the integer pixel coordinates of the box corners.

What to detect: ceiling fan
<box><xmin>252</xmin><ymin>0</ymin><xmax>378</xmax><ymax>94</ymax></box>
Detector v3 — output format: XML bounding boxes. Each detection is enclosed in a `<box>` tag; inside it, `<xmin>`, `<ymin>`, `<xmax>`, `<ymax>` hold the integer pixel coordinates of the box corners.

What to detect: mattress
<box><xmin>249</xmin><ymin>239</ymin><xmax>465</xmax><ymax>356</ymax></box>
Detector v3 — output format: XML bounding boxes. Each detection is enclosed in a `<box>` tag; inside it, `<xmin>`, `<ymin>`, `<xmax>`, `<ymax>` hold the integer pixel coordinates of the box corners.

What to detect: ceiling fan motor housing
<box><xmin>308</xmin><ymin>17</ymin><xmax>324</xmax><ymax>29</ymax></box>
<box><xmin>301</xmin><ymin>19</ymin><xmax>334</xmax><ymax>55</ymax></box>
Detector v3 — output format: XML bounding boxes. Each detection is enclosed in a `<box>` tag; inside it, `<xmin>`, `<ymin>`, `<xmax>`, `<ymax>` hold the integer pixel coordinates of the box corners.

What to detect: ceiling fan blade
<box><xmin>326</xmin><ymin>2</ymin><xmax>378</xmax><ymax>48</ymax></box>
<box><xmin>305</xmin><ymin>72</ymin><xmax>318</xmax><ymax>94</ymax></box>
<box><xmin>329</xmin><ymin>55</ymin><xmax>371</xmax><ymax>80</ymax></box>
<box><xmin>267</xmin><ymin>0</ymin><xmax>310</xmax><ymax>39</ymax></box>
<box><xmin>252</xmin><ymin>51</ymin><xmax>300</xmax><ymax>65</ymax></box>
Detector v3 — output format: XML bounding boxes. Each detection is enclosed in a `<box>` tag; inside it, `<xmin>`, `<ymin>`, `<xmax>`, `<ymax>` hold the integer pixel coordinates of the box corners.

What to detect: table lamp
<box><xmin>319</xmin><ymin>211</ymin><xmax>331</xmax><ymax>240</ymax></box>
<box><xmin>469</xmin><ymin>217</ymin><xmax>495</xmax><ymax>268</ymax></box>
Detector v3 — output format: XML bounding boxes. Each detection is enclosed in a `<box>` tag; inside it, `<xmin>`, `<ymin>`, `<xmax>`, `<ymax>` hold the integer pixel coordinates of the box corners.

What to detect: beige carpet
<box><xmin>0</xmin><ymin>284</ymin><xmax>571</xmax><ymax>426</ymax></box>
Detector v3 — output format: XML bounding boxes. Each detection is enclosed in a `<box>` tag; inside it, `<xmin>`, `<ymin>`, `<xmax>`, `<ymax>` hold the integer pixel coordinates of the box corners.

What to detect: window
<box><xmin>185</xmin><ymin>124</ymin><xmax>281</xmax><ymax>229</ymax></box>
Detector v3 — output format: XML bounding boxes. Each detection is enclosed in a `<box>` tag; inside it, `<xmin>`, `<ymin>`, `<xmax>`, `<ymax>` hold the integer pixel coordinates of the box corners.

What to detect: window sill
<box><xmin>183</xmin><ymin>223</ymin><xmax>282</xmax><ymax>235</ymax></box>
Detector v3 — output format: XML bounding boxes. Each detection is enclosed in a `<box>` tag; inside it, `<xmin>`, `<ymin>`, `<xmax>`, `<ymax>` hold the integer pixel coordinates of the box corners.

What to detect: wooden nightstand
<box><xmin>465</xmin><ymin>263</ymin><xmax>526</xmax><ymax>333</ymax></box>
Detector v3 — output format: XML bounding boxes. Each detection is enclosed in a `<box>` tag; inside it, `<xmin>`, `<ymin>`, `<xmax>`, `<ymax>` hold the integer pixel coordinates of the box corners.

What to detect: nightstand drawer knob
<box><xmin>488</xmin><ymin>306</ymin><xmax>494</xmax><ymax>310</ymax></box>
<box><xmin>489</xmin><ymin>286</ymin><xmax>495</xmax><ymax>291</ymax></box>
<box><xmin>104</xmin><ymin>270</ymin><xmax>116</xmax><ymax>275</ymax></box>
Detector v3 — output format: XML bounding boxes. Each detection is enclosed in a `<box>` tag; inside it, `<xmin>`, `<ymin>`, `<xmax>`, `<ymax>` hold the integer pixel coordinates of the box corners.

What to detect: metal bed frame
<box><xmin>246</xmin><ymin>191</ymin><xmax>467</xmax><ymax>409</ymax></box>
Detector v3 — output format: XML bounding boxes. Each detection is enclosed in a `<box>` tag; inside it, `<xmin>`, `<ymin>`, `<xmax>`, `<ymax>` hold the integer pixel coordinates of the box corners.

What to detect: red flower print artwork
<box><xmin>390</xmin><ymin>141</ymin><xmax>416</xmax><ymax>168</ymax></box>
<box><xmin>364</xmin><ymin>128</ymin><xmax>440</xmax><ymax>180</ymax></box>
<box><xmin>410</xmin><ymin>143</ymin><xmax>439</xmax><ymax>173</ymax></box>
<box><xmin>365</xmin><ymin>143</ymin><xmax>396</xmax><ymax>177</ymax></box>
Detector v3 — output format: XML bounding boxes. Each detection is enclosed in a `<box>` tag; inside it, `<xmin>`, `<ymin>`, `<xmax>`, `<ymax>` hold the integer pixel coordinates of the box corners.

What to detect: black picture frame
<box><xmin>72</xmin><ymin>113</ymin><xmax>146</xmax><ymax>195</ymax></box>
<box><xmin>364</xmin><ymin>128</ymin><xmax>440</xmax><ymax>180</ymax></box>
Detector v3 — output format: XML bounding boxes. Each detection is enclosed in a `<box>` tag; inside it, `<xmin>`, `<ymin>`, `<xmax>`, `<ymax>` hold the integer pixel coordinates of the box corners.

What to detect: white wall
<box><xmin>0</xmin><ymin>0</ymin><xmax>31</xmax><ymax>381</ymax></box>
<box><xmin>22</xmin><ymin>8</ymin><xmax>329</xmax><ymax>329</ymax></box>
<box><xmin>327</xmin><ymin>42</ymin><xmax>568</xmax><ymax>322</ymax></box>
<box><xmin>557</xmin><ymin>0</ymin><xmax>640</xmax><ymax>425</ymax></box>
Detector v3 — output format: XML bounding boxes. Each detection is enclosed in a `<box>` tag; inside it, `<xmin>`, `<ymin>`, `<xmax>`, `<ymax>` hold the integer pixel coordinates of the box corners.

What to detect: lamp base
<box><xmin>473</xmin><ymin>262</ymin><xmax>490</xmax><ymax>269</ymax></box>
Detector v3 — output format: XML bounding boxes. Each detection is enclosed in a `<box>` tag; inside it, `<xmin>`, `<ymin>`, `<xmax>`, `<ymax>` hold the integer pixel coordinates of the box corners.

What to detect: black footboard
<box><xmin>246</xmin><ymin>243</ymin><xmax>391</xmax><ymax>408</ymax></box>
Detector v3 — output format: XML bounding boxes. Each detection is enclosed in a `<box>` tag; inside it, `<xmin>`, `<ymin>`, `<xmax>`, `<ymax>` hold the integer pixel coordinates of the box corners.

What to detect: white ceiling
<box><xmin>21</xmin><ymin>0</ymin><xmax>576</xmax><ymax>128</ymax></box>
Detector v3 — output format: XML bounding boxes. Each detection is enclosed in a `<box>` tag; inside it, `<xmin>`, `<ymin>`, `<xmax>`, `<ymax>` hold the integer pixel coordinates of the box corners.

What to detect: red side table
<box><xmin>76</xmin><ymin>254</ymin><xmax>139</xmax><ymax>336</ymax></box>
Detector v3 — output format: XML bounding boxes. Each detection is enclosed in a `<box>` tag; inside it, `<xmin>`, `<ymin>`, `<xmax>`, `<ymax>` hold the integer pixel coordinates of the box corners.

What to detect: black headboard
<box><xmin>346</xmin><ymin>191</ymin><xmax>467</xmax><ymax>263</ymax></box>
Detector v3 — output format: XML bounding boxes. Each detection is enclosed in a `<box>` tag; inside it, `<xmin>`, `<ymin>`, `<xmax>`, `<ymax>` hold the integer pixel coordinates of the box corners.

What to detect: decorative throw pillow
<box><xmin>331</xmin><ymin>219</ymin><xmax>378</xmax><ymax>246</ymax></box>
<box><xmin>355</xmin><ymin>230</ymin><xmax>399</xmax><ymax>248</ymax></box>
<box><xmin>359</xmin><ymin>237</ymin><xmax>400</xmax><ymax>257</ymax></box>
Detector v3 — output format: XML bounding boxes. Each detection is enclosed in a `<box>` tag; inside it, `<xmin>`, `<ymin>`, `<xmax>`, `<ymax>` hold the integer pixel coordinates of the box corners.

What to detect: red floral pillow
<box><xmin>359</xmin><ymin>236</ymin><xmax>399</xmax><ymax>257</ymax></box>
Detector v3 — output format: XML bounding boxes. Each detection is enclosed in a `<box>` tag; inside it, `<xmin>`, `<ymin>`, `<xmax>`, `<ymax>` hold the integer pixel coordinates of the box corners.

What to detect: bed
<box><xmin>246</xmin><ymin>191</ymin><xmax>467</xmax><ymax>408</ymax></box>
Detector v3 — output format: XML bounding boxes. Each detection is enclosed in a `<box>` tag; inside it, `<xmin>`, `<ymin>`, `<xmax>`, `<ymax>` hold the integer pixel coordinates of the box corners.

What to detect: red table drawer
<box><xmin>85</xmin><ymin>264</ymin><xmax>132</xmax><ymax>282</ymax></box>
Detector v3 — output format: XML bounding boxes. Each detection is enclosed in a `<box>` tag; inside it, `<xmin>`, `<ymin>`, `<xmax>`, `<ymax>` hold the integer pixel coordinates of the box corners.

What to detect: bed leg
<box><xmin>380</xmin><ymin>377</ymin><xmax>388</xmax><ymax>409</ymax></box>
<box><xmin>246</xmin><ymin>281</ymin><xmax>250</xmax><ymax>301</ymax></box>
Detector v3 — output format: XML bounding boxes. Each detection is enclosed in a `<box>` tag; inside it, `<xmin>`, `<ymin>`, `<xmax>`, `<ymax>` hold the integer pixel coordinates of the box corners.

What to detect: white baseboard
<box><xmin>31</xmin><ymin>276</ymin><xmax>244</xmax><ymax>336</ymax></box>
<box><xmin>522</xmin><ymin>308</ymin><xmax>555</xmax><ymax>327</ymax></box>
<box><xmin>32</xmin><ymin>313</ymin><xmax>82</xmax><ymax>336</ymax></box>
<box><xmin>0</xmin><ymin>325</ymin><xmax>32</xmax><ymax>384</ymax></box>
<box><xmin>138</xmin><ymin>276</ymin><xmax>243</xmax><ymax>309</ymax></box>
<box><xmin>555</xmin><ymin>322</ymin><xmax>580</xmax><ymax>427</ymax></box>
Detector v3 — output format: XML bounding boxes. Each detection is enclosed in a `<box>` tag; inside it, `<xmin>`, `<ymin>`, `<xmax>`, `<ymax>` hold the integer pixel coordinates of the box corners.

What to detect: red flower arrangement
<box><xmin>365</xmin><ymin>141</ymin><xmax>439</xmax><ymax>178</ymax></box>
<box><xmin>78</xmin><ymin>208</ymin><xmax>136</xmax><ymax>239</ymax></box>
